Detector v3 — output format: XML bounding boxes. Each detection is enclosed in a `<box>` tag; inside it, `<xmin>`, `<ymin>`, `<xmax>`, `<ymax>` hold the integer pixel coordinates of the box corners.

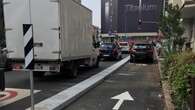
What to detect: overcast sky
<box><xmin>81</xmin><ymin>0</ymin><xmax>101</xmax><ymax>28</ymax></box>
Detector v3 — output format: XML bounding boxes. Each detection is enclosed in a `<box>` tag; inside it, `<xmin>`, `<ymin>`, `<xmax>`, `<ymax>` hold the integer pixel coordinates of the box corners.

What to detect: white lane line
<box><xmin>0</xmin><ymin>88</ymin><xmax>40</xmax><ymax>107</ymax></box>
<box><xmin>26</xmin><ymin>56</ymin><xmax>130</xmax><ymax>110</ymax></box>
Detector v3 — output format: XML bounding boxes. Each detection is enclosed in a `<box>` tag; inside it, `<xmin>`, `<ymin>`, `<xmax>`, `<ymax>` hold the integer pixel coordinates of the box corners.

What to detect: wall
<box><xmin>191</xmin><ymin>19</ymin><xmax>195</xmax><ymax>52</ymax></box>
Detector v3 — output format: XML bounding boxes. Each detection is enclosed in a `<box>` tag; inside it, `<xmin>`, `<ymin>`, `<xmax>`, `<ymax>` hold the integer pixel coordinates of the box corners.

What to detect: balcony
<box><xmin>181</xmin><ymin>0</ymin><xmax>195</xmax><ymax>18</ymax></box>
<box><xmin>185</xmin><ymin>0</ymin><xmax>195</xmax><ymax>4</ymax></box>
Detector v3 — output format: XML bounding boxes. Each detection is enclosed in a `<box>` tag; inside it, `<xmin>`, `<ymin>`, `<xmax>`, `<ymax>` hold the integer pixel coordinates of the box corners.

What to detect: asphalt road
<box><xmin>64</xmin><ymin>62</ymin><xmax>164</xmax><ymax>110</ymax></box>
<box><xmin>0</xmin><ymin>59</ymin><xmax>118</xmax><ymax>110</ymax></box>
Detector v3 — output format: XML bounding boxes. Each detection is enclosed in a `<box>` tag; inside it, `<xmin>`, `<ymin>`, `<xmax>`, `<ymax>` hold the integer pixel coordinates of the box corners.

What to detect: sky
<box><xmin>81</xmin><ymin>0</ymin><xmax>101</xmax><ymax>28</ymax></box>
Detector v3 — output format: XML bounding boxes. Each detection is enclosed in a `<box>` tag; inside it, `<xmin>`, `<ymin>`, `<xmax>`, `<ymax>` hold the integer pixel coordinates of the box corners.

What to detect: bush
<box><xmin>162</xmin><ymin>52</ymin><xmax>195</xmax><ymax>110</ymax></box>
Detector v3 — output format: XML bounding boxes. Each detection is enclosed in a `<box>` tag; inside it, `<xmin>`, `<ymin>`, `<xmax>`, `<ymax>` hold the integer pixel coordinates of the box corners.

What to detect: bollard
<box><xmin>0</xmin><ymin>68</ymin><xmax>5</xmax><ymax>91</ymax></box>
<box><xmin>191</xmin><ymin>76</ymin><xmax>195</xmax><ymax>110</ymax></box>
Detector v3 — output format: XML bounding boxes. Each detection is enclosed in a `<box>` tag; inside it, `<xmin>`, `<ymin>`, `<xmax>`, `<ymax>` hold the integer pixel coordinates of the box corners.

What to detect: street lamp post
<box><xmin>138</xmin><ymin>0</ymin><xmax>142</xmax><ymax>30</ymax></box>
<box><xmin>124</xmin><ymin>5</ymin><xmax>129</xmax><ymax>39</ymax></box>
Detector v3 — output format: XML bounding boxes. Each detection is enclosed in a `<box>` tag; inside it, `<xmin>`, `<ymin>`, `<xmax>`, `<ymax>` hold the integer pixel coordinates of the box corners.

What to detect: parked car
<box><xmin>119</xmin><ymin>42</ymin><xmax>130</xmax><ymax>54</ymax></box>
<box><xmin>129</xmin><ymin>42</ymin><xmax>154</xmax><ymax>63</ymax></box>
<box><xmin>99</xmin><ymin>42</ymin><xmax>122</xmax><ymax>60</ymax></box>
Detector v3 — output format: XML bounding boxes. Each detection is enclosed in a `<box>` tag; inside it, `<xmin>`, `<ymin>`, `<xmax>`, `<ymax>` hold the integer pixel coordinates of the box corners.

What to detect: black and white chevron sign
<box><xmin>23</xmin><ymin>24</ymin><xmax>34</xmax><ymax>70</ymax></box>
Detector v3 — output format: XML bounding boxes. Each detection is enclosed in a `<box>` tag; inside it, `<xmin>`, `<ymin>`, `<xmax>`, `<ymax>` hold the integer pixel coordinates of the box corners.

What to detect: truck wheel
<box><xmin>94</xmin><ymin>57</ymin><xmax>100</xmax><ymax>68</ymax></box>
<box><xmin>67</xmin><ymin>63</ymin><xmax>78</xmax><ymax>78</ymax></box>
<box><xmin>33</xmin><ymin>72</ymin><xmax>45</xmax><ymax>77</ymax></box>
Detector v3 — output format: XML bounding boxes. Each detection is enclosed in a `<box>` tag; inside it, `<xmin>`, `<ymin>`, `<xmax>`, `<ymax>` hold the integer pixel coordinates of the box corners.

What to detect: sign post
<box><xmin>23</xmin><ymin>24</ymin><xmax>34</xmax><ymax>110</ymax></box>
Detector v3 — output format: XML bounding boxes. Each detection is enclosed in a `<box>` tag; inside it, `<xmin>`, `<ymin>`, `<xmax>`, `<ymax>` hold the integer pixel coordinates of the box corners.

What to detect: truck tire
<box><xmin>67</xmin><ymin>62</ymin><xmax>78</xmax><ymax>78</ymax></box>
<box><xmin>94</xmin><ymin>57</ymin><xmax>100</xmax><ymax>68</ymax></box>
<box><xmin>33</xmin><ymin>71</ymin><xmax>45</xmax><ymax>77</ymax></box>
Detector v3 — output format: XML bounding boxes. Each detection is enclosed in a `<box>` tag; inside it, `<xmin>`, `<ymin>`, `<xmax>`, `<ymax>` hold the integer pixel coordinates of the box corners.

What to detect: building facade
<box><xmin>168</xmin><ymin>0</ymin><xmax>195</xmax><ymax>52</ymax></box>
<box><xmin>101</xmin><ymin>0</ymin><xmax>163</xmax><ymax>35</ymax></box>
<box><xmin>181</xmin><ymin>0</ymin><xmax>195</xmax><ymax>52</ymax></box>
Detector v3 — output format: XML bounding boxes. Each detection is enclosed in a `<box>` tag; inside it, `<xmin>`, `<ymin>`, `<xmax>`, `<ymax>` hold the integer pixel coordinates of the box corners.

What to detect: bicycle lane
<box><xmin>64</xmin><ymin>62</ymin><xmax>164</xmax><ymax>110</ymax></box>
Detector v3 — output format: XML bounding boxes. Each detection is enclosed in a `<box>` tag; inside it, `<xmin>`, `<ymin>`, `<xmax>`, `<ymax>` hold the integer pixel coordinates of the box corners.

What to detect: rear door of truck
<box><xmin>4</xmin><ymin>0</ymin><xmax>60</xmax><ymax>61</ymax></box>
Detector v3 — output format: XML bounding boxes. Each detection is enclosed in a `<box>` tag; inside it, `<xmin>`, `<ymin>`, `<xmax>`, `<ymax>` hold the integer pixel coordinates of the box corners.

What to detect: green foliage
<box><xmin>160</xmin><ymin>4</ymin><xmax>185</xmax><ymax>53</ymax></box>
<box><xmin>162</xmin><ymin>52</ymin><xmax>195</xmax><ymax>110</ymax></box>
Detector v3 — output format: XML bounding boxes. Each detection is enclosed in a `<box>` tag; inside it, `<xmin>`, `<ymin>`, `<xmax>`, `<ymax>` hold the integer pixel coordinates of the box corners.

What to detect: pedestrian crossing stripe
<box><xmin>23</xmin><ymin>24</ymin><xmax>34</xmax><ymax>70</ymax></box>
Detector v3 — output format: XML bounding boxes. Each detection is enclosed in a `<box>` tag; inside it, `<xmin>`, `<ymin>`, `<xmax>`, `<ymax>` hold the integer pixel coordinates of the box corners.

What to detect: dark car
<box><xmin>99</xmin><ymin>42</ymin><xmax>122</xmax><ymax>60</ymax></box>
<box><xmin>129</xmin><ymin>42</ymin><xmax>154</xmax><ymax>63</ymax></box>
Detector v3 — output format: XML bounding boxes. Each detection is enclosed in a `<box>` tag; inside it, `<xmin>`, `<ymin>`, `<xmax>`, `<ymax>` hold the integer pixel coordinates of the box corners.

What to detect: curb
<box><xmin>156</xmin><ymin>55</ymin><xmax>175</xmax><ymax>110</ymax></box>
<box><xmin>26</xmin><ymin>56</ymin><xmax>130</xmax><ymax>110</ymax></box>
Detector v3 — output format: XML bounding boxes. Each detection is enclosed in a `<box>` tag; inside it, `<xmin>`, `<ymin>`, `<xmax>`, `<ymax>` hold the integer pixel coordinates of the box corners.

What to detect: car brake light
<box><xmin>148</xmin><ymin>49</ymin><xmax>153</xmax><ymax>52</ymax></box>
<box><xmin>130</xmin><ymin>49</ymin><xmax>136</xmax><ymax>53</ymax></box>
<box><xmin>13</xmin><ymin>64</ymin><xmax>22</xmax><ymax>69</ymax></box>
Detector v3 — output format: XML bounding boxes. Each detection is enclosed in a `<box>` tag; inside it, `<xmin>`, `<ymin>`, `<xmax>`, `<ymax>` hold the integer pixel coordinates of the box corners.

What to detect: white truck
<box><xmin>3</xmin><ymin>0</ymin><xmax>100</xmax><ymax>77</ymax></box>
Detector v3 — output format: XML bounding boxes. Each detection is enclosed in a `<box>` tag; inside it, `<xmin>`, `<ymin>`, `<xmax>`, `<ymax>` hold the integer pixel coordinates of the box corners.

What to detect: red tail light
<box><xmin>148</xmin><ymin>49</ymin><xmax>153</xmax><ymax>52</ymax></box>
<box><xmin>129</xmin><ymin>49</ymin><xmax>136</xmax><ymax>53</ymax></box>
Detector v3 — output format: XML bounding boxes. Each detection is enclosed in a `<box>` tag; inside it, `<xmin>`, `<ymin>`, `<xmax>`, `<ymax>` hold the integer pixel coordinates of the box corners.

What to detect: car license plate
<box><xmin>103</xmin><ymin>55</ymin><xmax>110</xmax><ymax>57</ymax></box>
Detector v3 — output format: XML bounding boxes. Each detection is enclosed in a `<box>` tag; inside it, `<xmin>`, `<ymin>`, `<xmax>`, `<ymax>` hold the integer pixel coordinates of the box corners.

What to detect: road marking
<box><xmin>117</xmin><ymin>73</ymin><xmax>134</xmax><ymax>76</ymax></box>
<box><xmin>111</xmin><ymin>91</ymin><xmax>134</xmax><ymax>110</ymax></box>
<box><xmin>26</xmin><ymin>56</ymin><xmax>130</xmax><ymax>110</ymax></box>
<box><xmin>135</xmin><ymin>64</ymin><xmax>148</xmax><ymax>66</ymax></box>
<box><xmin>105</xmin><ymin>80</ymin><xmax>115</xmax><ymax>83</ymax></box>
<box><xmin>0</xmin><ymin>88</ymin><xmax>40</xmax><ymax>107</ymax></box>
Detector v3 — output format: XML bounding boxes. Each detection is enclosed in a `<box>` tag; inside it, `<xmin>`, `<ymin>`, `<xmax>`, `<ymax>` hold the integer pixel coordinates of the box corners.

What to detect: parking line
<box><xmin>26</xmin><ymin>56</ymin><xmax>130</xmax><ymax>110</ymax></box>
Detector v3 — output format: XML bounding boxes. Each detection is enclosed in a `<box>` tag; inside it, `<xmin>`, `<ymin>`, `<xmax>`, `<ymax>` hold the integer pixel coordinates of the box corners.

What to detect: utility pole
<box><xmin>138</xmin><ymin>0</ymin><xmax>142</xmax><ymax>30</ymax></box>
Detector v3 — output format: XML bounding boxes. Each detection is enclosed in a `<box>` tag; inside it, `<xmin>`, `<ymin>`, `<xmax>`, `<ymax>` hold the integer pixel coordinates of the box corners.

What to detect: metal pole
<box><xmin>30</xmin><ymin>70</ymin><xmax>34</xmax><ymax>110</ymax></box>
<box><xmin>124</xmin><ymin>5</ymin><xmax>128</xmax><ymax>38</ymax></box>
<box><xmin>28</xmin><ymin>0</ymin><xmax>34</xmax><ymax>109</ymax></box>
<box><xmin>138</xmin><ymin>0</ymin><xmax>142</xmax><ymax>30</ymax></box>
<box><xmin>139</xmin><ymin>0</ymin><xmax>142</xmax><ymax>19</ymax></box>
<box><xmin>163</xmin><ymin>0</ymin><xmax>166</xmax><ymax>16</ymax></box>
<box><xmin>0</xmin><ymin>68</ymin><xmax>5</xmax><ymax>91</ymax></box>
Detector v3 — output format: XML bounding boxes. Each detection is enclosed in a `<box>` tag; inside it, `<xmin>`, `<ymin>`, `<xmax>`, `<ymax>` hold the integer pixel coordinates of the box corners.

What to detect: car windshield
<box><xmin>133</xmin><ymin>44</ymin><xmax>151</xmax><ymax>49</ymax></box>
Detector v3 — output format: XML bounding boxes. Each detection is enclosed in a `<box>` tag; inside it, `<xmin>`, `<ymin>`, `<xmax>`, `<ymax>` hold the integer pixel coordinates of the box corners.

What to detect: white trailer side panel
<box><xmin>60</xmin><ymin>0</ymin><xmax>93</xmax><ymax>61</ymax></box>
<box><xmin>3</xmin><ymin>0</ymin><xmax>60</xmax><ymax>60</ymax></box>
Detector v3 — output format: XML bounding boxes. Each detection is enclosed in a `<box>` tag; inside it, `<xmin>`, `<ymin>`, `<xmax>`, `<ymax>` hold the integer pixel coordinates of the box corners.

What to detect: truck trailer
<box><xmin>3</xmin><ymin>0</ymin><xmax>100</xmax><ymax>77</ymax></box>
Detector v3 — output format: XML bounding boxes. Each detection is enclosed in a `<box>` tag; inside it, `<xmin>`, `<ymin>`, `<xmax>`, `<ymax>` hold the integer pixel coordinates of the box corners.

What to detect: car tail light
<box><xmin>13</xmin><ymin>64</ymin><xmax>23</xmax><ymax>70</ymax></box>
<box><xmin>148</xmin><ymin>49</ymin><xmax>153</xmax><ymax>52</ymax></box>
<box><xmin>130</xmin><ymin>49</ymin><xmax>136</xmax><ymax>53</ymax></box>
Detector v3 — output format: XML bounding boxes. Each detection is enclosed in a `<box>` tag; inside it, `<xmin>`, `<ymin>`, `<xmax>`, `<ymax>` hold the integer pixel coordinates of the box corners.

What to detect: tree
<box><xmin>160</xmin><ymin>4</ymin><xmax>185</xmax><ymax>53</ymax></box>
